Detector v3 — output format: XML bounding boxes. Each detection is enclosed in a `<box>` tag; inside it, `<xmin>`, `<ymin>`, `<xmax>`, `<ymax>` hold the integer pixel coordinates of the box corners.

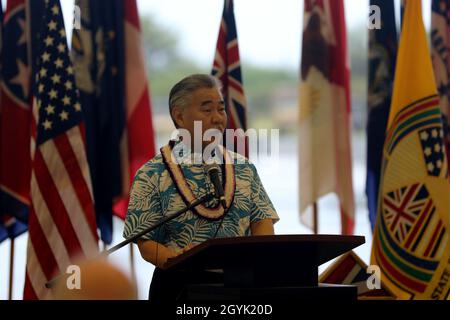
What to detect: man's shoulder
<box><xmin>226</xmin><ymin>150</ymin><xmax>252</xmax><ymax>165</ymax></box>
<box><xmin>136</xmin><ymin>154</ymin><xmax>166</xmax><ymax>174</ymax></box>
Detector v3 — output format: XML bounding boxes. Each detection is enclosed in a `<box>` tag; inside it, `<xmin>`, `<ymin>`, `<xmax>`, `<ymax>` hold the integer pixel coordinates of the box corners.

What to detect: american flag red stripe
<box><xmin>24</xmin><ymin>273</ymin><xmax>37</xmax><ymax>300</ymax></box>
<box><xmin>33</xmin><ymin>149</ymin><xmax>84</xmax><ymax>255</ymax></box>
<box><xmin>53</xmin><ymin>134</ymin><xmax>96</xmax><ymax>234</ymax></box>
<box><xmin>27</xmin><ymin>207</ymin><xmax>60</xmax><ymax>279</ymax></box>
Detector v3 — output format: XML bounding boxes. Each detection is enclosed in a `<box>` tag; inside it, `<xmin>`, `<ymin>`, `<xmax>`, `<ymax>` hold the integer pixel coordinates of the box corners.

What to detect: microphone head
<box><xmin>205</xmin><ymin>163</ymin><xmax>226</xmax><ymax>209</ymax></box>
<box><xmin>205</xmin><ymin>163</ymin><xmax>220</xmax><ymax>174</ymax></box>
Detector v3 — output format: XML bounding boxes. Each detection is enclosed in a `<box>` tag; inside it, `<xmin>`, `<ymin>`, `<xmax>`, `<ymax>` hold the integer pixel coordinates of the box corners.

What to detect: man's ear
<box><xmin>171</xmin><ymin>106</ymin><xmax>184</xmax><ymax>128</ymax></box>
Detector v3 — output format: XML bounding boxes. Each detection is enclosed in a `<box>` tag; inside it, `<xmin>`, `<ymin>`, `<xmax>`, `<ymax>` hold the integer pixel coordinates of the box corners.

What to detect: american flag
<box><xmin>24</xmin><ymin>0</ymin><xmax>98</xmax><ymax>300</ymax></box>
<box><xmin>212</xmin><ymin>0</ymin><xmax>248</xmax><ymax>156</ymax></box>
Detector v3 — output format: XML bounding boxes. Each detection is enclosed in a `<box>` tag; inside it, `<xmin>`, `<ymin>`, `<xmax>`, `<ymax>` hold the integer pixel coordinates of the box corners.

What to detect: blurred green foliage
<box><xmin>140</xmin><ymin>14</ymin><xmax>368</xmax><ymax>132</ymax></box>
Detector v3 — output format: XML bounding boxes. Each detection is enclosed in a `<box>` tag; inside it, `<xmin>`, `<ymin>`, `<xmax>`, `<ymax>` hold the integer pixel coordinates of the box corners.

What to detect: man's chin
<box><xmin>205</xmin><ymin>128</ymin><xmax>225</xmax><ymax>134</ymax></box>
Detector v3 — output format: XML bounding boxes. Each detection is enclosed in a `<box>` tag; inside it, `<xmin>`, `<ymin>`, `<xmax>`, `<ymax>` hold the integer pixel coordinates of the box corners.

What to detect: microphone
<box><xmin>206</xmin><ymin>163</ymin><xmax>227</xmax><ymax>209</ymax></box>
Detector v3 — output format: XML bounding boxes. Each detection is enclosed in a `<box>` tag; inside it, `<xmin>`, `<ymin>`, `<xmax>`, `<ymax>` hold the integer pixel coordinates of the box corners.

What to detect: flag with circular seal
<box><xmin>371</xmin><ymin>0</ymin><xmax>450</xmax><ymax>300</ymax></box>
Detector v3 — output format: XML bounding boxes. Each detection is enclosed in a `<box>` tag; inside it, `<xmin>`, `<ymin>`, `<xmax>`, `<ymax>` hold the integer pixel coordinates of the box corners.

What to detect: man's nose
<box><xmin>211</xmin><ymin>110</ymin><xmax>225</xmax><ymax>124</ymax></box>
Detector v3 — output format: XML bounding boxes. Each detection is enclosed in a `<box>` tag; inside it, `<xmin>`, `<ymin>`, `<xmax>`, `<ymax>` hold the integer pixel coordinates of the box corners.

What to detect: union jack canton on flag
<box><xmin>212</xmin><ymin>0</ymin><xmax>248</xmax><ymax>156</ymax></box>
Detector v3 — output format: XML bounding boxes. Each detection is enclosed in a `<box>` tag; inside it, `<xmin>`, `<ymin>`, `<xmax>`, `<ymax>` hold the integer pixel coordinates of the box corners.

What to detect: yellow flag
<box><xmin>371</xmin><ymin>0</ymin><xmax>450</xmax><ymax>300</ymax></box>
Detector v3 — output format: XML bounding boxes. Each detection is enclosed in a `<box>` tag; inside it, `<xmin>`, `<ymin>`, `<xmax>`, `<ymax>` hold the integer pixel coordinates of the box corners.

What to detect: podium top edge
<box><xmin>164</xmin><ymin>234</ymin><xmax>365</xmax><ymax>269</ymax></box>
<box><xmin>203</xmin><ymin>234</ymin><xmax>365</xmax><ymax>246</ymax></box>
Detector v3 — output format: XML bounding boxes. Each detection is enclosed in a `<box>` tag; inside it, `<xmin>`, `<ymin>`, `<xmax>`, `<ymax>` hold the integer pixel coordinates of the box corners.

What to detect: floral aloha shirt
<box><xmin>123</xmin><ymin>142</ymin><xmax>279</xmax><ymax>253</ymax></box>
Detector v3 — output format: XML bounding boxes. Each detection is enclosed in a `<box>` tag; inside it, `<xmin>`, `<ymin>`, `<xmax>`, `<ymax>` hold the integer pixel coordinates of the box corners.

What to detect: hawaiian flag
<box><xmin>431</xmin><ymin>0</ymin><xmax>450</xmax><ymax>178</ymax></box>
<box><xmin>24</xmin><ymin>0</ymin><xmax>98</xmax><ymax>299</ymax></box>
<box><xmin>371</xmin><ymin>0</ymin><xmax>450</xmax><ymax>299</ymax></box>
<box><xmin>366</xmin><ymin>0</ymin><xmax>398</xmax><ymax>232</ymax></box>
<box><xmin>299</xmin><ymin>0</ymin><xmax>355</xmax><ymax>234</ymax></box>
<box><xmin>320</xmin><ymin>251</ymin><xmax>395</xmax><ymax>299</ymax></box>
<box><xmin>71</xmin><ymin>0</ymin><xmax>156</xmax><ymax>242</ymax></box>
<box><xmin>0</xmin><ymin>0</ymin><xmax>34</xmax><ymax>242</ymax></box>
<box><xmin>212</xmin><ymin>0</ymin><xmax>248</xmax><ymax>156</ymax></box>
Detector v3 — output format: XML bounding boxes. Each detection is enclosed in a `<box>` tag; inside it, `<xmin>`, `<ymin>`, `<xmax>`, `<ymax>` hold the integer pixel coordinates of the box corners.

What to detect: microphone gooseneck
<box><xmin>206</xmin><ymin>164</ymin><xmax>227</xmax><ymax>209</ymax></box>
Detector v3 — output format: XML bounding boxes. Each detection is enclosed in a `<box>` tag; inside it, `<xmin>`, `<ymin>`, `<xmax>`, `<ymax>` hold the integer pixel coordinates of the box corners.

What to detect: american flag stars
<box><xmin>43</xmin><ymin>119</ymin><xmax>52</xmax><ymax>130</ymax></box>
<box><xmin>42</xmin><ymin>52</ymin><xmax>50</xmax><ymax>62</ymax></box>
<box><xmin>24</xmin><ymin>0</ymin><xmax>98</xmax><ymax>300</ymax></box>
<box><xmin>64</xmin><ymin>80</ymin><xmax>73</xmax><ymax>90</ymax></box>
<box><xmin>48</xmin><ymin>20</ymin><xmax>57</xmax><ymax>31</ymax></box>
<box><xmin>44</xmin><ymin>35</ymin><xmax>54</xmax><ymax>47</ymax></box>
<box><xmin>34</xmin><ymin>1</ymin><xmax>83</xmax><ymax>145</ymax></box>
<box><xmin>59</xmin><ymin>110</ymin><xmax>69</xmax><ymax>121</ymax></box>
<box><xmin>54</xmin><ymin>58</ymin><xmax>64</xmax><ymax>68</ymax></box>
<box><xmin>39</xmin><ymin>67</ymin><xmax>47</xmax><ymax>78</ymax></box>
<box><xmin>45</xmin><ymin>104</ymin><xmax>55</xmax><ymax>115</ymax></box>
<box><xmin>48</xmin><ymin>89</ymin><xmax>57</xmax><ymax>99</ymax></box>
<box><xmin>51</xmin><ymin>3</ymin><xmax>60</xmax><ymax>15</ymax></box>
<box><xmin>51</xmin><ymin>74</ymin><xmax>61</xmax><ymax>84</ymax></box>
<box><xmin>57</xmin><ymin>43</ymin><xmax>66</xmax><ymax>53</ymax></box>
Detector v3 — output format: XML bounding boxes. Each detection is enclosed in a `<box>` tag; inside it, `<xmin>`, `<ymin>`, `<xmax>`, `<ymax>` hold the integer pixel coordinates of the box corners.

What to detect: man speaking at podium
<box><xmin>123</xmin><ymin>74</ymin><xmax>279</xmax><ymax>300</ymax></box>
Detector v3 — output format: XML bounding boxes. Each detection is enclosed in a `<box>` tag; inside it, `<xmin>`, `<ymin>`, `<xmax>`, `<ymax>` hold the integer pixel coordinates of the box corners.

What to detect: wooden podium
<box><xmin>164</xmin><ymin>235</ymin><xmax>365</xmax><ymax>301</ymax></box>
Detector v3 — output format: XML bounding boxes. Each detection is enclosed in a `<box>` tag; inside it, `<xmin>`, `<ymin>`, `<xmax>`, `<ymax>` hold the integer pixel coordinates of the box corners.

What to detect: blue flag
<box><xmin>71</xmin><ymin>0</ymin><xmax>126</xmax><ymax>244</ymax></box>
<box><xmin>366</xmin><ymin>0</ymin><xmax>398</xmax><ymax>231</ymax></box>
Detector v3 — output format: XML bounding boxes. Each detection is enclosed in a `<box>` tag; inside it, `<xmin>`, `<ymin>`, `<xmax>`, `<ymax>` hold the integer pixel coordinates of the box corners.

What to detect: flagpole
<box><xmin>8</xmin><ymin>238</ymin><xmax>15</xmax><ymax>300</ymax></box>
<box><xmin>45</xmin><ymin>193</ymin><xmax>215</xmax><ymax>289</ymax></box>
<box><xmin>129</xmin><ymin>245</ymin><xmax>137</xmax><ymax>286</ymax></box>
<box><xmin>102</xmin><ymin>242</ymin><xmax>108</xmax><ymax>257</ymax></box>
<box><xmin>313</xmin><ymin>202</ymin><xmax>318</xmax><ymax>234</ymax></box>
